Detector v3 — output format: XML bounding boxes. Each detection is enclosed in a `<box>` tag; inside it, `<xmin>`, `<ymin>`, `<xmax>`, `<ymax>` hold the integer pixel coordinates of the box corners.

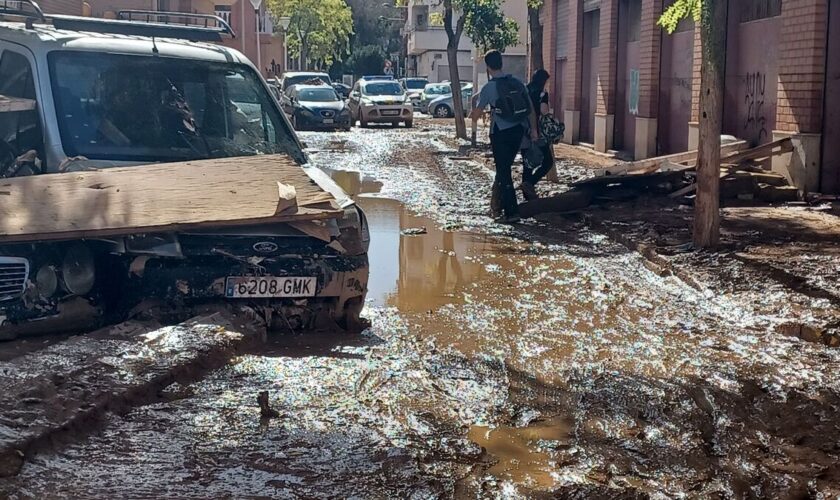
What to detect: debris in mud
<box><xmin>401</xmin><ymin>226</ymin><xmax>428</xmax><ymax>236</ymax></box>
<box><xmin>258</xmin><ymin>390</ymin><xmax>281</xmax><ymax>419</ymax></box>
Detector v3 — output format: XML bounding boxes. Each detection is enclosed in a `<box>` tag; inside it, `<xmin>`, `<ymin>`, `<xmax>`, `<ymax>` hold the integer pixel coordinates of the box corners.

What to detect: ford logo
<box><xmin>253</xmin><ymin>241</ymin><xmax>279</xmax><ymax>253</ymax></box>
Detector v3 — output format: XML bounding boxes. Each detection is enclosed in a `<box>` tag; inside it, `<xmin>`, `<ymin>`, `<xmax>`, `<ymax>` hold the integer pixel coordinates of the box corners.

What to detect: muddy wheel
<box><xmin>360</xmin><ymin>116</ymin><xmax>369</xmax><ymax>128</ymax></box>
<box><xmin>405</xmin><ymin>120</ymin><xmax>414</xmax><ymax>128</ymax></box>
<box><xmin>434</xmin><ymin>104</ymin><xmax>452</xmax><ymax>118</ymax></box>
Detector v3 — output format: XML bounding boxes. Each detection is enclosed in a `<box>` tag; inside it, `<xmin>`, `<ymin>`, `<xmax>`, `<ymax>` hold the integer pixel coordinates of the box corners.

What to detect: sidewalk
<box><xmin>534</xmin><ymin>144</ymin><xmax>840</xmax><ymax>344</ymax></box>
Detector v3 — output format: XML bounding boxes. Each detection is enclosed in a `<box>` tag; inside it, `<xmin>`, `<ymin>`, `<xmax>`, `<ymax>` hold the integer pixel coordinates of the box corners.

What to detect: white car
<box><xmin>0</xmin><ymin>3</ymin><xmax>371</xmax><ymax>337</ymax></box>
<box><xmin>348</xmin><ymin>77</ymin><xmax>413</xmax><ymax>128</ymax></box>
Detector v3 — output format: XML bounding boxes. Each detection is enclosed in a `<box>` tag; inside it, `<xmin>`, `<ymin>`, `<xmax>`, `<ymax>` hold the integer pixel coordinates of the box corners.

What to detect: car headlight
<box><xmin>301</xmin><ymin>109</ymin><xmax>315</xmax><ymax>117</ymax></box>
<box><xmin>339</xmin><ymin>107</ymin><xmax>350</xmax><ymax>116</ymax></box>
<box><xmin>361</xmin><ymin>97</ymin><xmax>374</xmax><ymax>106</ymax></box>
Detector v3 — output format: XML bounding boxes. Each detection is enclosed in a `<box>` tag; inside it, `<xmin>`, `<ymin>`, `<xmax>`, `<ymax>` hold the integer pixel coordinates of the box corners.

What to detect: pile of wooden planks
<box><xmin>573</xmin><ymin>137</ymin><xmax>798</xmax><ymax>204</ymax></box>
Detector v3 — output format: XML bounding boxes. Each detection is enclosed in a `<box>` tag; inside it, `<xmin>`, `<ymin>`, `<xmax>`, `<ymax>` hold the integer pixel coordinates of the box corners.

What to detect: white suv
<box><xmin>0</xmin><ymin>5</ymin><xmax>371</xmax><ymax>338</ymax></box>
<box><xmin>348</xmin><ymin>76</ymin><xmax>413</xmax><ymax>128</ymax></box>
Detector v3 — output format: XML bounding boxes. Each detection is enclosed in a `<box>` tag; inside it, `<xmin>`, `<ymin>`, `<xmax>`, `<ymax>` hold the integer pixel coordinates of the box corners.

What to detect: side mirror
<box><xmin>350</xmin><ymin>91</ymin><xmax>359</xmax><ymax>98</ymax></box>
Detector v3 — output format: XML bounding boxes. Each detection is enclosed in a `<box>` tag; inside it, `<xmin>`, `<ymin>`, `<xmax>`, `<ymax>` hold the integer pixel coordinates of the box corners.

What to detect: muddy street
<box><xmin>4</xmin><ymin>120</ymin><xmax>840</xmax><ymax>499</ymax></box>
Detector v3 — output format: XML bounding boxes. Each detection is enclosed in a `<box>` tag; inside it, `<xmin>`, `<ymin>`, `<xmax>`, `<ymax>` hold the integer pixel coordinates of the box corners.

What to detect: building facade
<box><xmin>403</xmin><ymin>0</ymin><xmax>528</xmax><ymax>83</ymax></box>
<box><xmin>541</xmin><ymin>0</ymin><xmax>840</xmax><ymax>194</ymax></box>
<box><xmin>84</xmin><ymin>0</ymin><xmax>286</xmax><ymax>78</ymax></box>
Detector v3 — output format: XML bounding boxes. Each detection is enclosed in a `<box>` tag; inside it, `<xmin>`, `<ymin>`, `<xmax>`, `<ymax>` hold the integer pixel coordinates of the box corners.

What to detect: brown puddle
<box><xmin>468</xmin><ymin>416</ymin><xmax>573</xmax><ymax>489</ymax></box>
<box><xmin>324</xmin><ymin>167</ymin><xmax>500</xmax><ymax>312</ymax></box>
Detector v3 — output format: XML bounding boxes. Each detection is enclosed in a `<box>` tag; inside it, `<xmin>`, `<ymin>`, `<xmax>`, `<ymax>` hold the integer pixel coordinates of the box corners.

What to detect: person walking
<box><xmin>520</xmin><ymin>69</ymin><xmax>556</xmax><ymax>201</ymax></box>
<box><xmin>470</xmin><ymin>50</ymin><xmax>538</xmax><ymax>223</ymax></box>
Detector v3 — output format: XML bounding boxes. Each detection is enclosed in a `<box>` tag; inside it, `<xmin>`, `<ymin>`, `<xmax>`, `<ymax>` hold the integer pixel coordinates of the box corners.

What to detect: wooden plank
<box><xmin>0</xmin><ymin>95</ymin><xmax>36</xmax><ymax>113</ymax></box>
<box><xmin>0</xmin><ymin>155</ymin><xmax>342</xmax><ymax>243</ymax></box>
<box><xmin>719</xmin><ymin>137</ymin><xmax>793</xmax><ymax>166</ymax></box>
<box><xmin>594</xmin><ymin>140</ymin><xmax>748</xmax><ymax>177</ymax></box>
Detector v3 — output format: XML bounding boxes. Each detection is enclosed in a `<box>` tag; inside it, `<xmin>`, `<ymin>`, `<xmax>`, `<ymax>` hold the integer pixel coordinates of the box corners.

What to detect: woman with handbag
<box><xmin>521</xmin><ymin>69</ymin><xmax>564</xmax><ymax>201</ymax></box>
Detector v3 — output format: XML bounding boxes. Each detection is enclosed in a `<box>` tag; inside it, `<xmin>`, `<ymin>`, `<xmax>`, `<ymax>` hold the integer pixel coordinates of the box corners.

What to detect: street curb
<box><xmin>0</xmin><ymin>310</ymin><xmax>264</xmax><ymax>477</ymax></box>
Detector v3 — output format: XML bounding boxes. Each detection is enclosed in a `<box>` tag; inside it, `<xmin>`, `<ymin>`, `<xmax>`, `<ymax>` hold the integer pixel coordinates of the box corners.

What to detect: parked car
<box><xmin>332</xmin><ymin>82</ymin><xmax>351</xmax><ymax>99</ymax></box>
<box><xmin>286</xmin><ymin>84</ymin><xmax>351</xmax><ymax>131</ymax></box>
<box><xmin>428</xmin><ymin>84</ymin><xmax>475</xmax><ymax>118</ymax></box>
<box><xmin>277</xmin><ymin>71</ymin><xmax>332</xmax><ymax>110</ymax></box>
<box><xmin>419</xmin><ymin>83</ymin><xmax>451</xmax><ymax>114</ymax></box>
<box><xmin>347</xmin><ymin>77</ymin><xmax>413</xmax><ymax>128</ymax></box>
<box><xmin>399</xmin><ymin>77</ymin><xmax>428</xmax><ymax>111</ymax></box>
<box><xmin>0</xmin><ymin>4</ymin><xmax>370</xmax><ymax>338</ymax></box>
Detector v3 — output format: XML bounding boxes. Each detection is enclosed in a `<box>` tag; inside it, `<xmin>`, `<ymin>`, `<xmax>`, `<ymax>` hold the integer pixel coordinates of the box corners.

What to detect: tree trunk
<box><xmin>693</xmin><ymin>0</ymin><xmax>727</xmax><ymax>248</ymax></box>
<box><xmin>448</xmin><ymin>46</ymin><xmax>467</xmax><ymax>139</ymax></box>
<box><xmin>528</xmin><ymin>5</ymin><xmax>544</xmax><ymax>74</ymax></box>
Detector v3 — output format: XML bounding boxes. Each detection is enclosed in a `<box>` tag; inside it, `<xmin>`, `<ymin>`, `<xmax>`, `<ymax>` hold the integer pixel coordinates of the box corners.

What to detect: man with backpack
<box><xmin>470</xmin><ymin>50</ymin><xmax>538</xmax><ymax>224</ymax></box>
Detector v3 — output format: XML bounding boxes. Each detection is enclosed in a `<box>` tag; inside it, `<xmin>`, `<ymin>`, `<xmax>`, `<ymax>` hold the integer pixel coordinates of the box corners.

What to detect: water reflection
<box><xmin>359</xmin><ymin>196</ymin><xmax>493</xmax><ymax>311</ymax></box>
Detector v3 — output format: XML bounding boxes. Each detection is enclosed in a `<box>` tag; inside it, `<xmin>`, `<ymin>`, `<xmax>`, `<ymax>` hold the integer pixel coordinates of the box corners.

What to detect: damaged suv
<box><xmin>0</xmin><ymin>6</ymin><xmax>369</xmax><ymax>339</ymax></box>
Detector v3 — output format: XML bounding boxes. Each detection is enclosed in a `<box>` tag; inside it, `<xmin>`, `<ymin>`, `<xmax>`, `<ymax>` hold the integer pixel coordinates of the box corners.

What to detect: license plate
<box><xmin>381</xmin><ymin>110</ymin><xmax>399</xmax><ymax>116</ymax></box>
<box><xmin>225</xmin><ymin>277</ymin><xmax>316</xmax><ymax>298</ymax></box>
<box><xmin>323</xmin><ymin>118</ymin><xmax>334</xmax><ymax>124</ymax></box>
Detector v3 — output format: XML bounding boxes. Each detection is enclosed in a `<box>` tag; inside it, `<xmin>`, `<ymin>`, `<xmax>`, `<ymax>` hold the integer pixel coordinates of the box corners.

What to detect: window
<box><xmin>214</xmin><ymin>5</ymin><xmax>231</xmax><ymax>26</ymax></box>
<box><xmin>363</xmin><ymin>82</ymin><xmax>403</xmax><ymax>96</ymax></box>
<box><xmin>259</xmin><ymin>9</ymin><xmax>273</xmax><ymax>33</ymax></box>
<box><xmin>740</xmin><ymin>0</ymin><xmax>782</xmax><ymax>22</ymax></box>
<box><xmin>0</xmin><ymin>49</ymin><xmax>42</xmax><ymax>170</ymax></box>
<box><xmin>49</xmin><ymin>52</ymin><xmax>296</xmax><ymax>163</ymax></box>
<box><xmin>297</xmin><ymin>88</ymin><xmax>339</xmax><ymax>102</ymax></box>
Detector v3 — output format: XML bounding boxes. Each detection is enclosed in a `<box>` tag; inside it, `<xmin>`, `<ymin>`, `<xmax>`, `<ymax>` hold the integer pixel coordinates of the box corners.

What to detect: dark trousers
<box><xmin>490</xmin><ymin>125</ymin><xmax>524</xmax><ymax>216</ymax></box>
<box><xmin>523</xmin><ymin>142</ymin><xmax>554</xmax><ymax>186</ymax></box>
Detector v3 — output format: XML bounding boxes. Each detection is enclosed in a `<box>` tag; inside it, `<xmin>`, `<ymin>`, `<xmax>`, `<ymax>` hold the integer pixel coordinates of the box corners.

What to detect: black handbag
<box><xmin>540</xmin><ymin>114</ymin><xmax>565</xmax><ymax>144</ymax></box>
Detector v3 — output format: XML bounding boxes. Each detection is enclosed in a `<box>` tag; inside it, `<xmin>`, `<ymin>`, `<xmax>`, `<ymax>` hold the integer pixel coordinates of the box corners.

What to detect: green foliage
<box><xmin>658</xmin><ymin>0</ymin><xmax>701</xmax><ymax>34</ymax></box>
<box><xmin>267</xmin><ymin>0</ymin><xmax>353</xmax><ymax>67</ymax></box>
<box><xmin>459</xmin><ymin>0</ymin><xmax>520</xmax><ymax>53</ymax></box>
<box><xmin>526</xmin><ymin>0</ymin><xmax>543</xmax><ymax>9</ymax></box>
<box><xmin>344</xmin><ymin>44</ymin><xmax>386</xmax><ymax>75</ymax></box>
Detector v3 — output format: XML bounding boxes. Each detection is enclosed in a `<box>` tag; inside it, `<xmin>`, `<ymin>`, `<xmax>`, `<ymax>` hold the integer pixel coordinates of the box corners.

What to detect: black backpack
<box><xmin>493</xmin><ymin>76</ymin><xmax>530</xmax><ymax>121</ymax></box>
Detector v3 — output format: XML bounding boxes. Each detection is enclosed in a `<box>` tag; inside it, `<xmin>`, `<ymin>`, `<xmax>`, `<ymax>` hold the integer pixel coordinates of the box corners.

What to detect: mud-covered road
<box><xmin>5</xmin><ymin>119</ymin><xmax>840</xmax><ymax>499</ymax></box>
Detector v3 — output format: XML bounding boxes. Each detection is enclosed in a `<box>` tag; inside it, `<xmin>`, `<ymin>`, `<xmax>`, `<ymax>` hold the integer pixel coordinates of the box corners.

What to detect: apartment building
<box><xmin>85</xmin><ymin>0</ymin><xmax>286</xmax><ymax>78</ymax></box>
<box><xmin>403</xmin><ymin>0</ymin><xmax>528</xmax><ymax>83</ymax></box>
<box><xmin>541</xmin><ymin>0</ymin><xmax>840</xmax><ymax>194</ymax></box>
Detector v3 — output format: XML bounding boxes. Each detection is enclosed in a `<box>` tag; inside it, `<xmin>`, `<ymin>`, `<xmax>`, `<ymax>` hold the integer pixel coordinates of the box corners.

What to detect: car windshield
<box><xmin>364</xmin><ymin>82</ymin><xmax>404</xmax><ymax>96</ymax></box>
<box><xmin>298</xmin><ymin>88</ymin><xmax>339</xmax><ymax>102</ymax></box>
<box><xmin>426</xmin><ymin>84</ymin><xmax>449</xmax><ymax>95</ymax></box>
<box><xmin>404</xmin><ymin>79</ymin><xmax>427</xmax><ymax>90</ymax></box>
<box><xmin>285</xmin><ymin>74</ymin><xmax>331</xmax><ymax>88</ymax></box>
<box><xmin>49</xmin><ymin>52</ymin><xmax>297</xmax><ymax>163</ymax></box>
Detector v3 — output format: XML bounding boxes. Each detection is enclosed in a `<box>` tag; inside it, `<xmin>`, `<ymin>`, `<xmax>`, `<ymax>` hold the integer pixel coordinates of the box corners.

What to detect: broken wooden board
<box><xmin>0</xmin><ymin>95</ymin><xmax>36</xmax><ymax>114</ymax></box>
<box><xmin>594</xmin><ymin>140</ymin><xmax>748</xmax><ymax>177</ymax></box>
<box><xmin>719</xmin><ymin>137</ymin><xmax>793</xmax><ymax>166</ymax></box>
<box><xmin>0</xmin><ymin>154</ymin><xmax>342</xmax><ymax>243</ymax></box>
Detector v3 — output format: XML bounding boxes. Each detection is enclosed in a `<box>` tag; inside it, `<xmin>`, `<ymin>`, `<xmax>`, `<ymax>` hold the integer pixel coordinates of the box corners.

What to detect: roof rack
<box><xmin>1</xmin><ymin>0</ymin><xmax>236</xmax><ymax>41</ymax></box>
<box><xmin>0</xmin><ymin>0</ymin><xmax>45</xmax><ymax>22</ymax></box>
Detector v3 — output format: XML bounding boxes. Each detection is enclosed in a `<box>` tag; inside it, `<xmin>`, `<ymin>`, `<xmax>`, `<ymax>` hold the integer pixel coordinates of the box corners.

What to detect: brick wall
<box><xmin>596</xmin><ymin>0</ymin><xmax>618</xmax><ymax>115</ymax></box>
<box><xmin>541</xmin><ymin>0</ymin><xmax>557</xmax><ymax>71</ymax></box>
<box><xmin>775</xmin><ymin>0</ymin><xmax>829</xmax><ymax>134</ymax></box>
<box><xmin>40</xmin><ymin>0</ymin><xmax>82</xmax><ymax>15</ymax></box>
<box><xmin>636</xmin><ymin>0</ymin><xmax>661</xmax><ymax>118</ymax></box>
<box><xmin>690</xmin><ymin>24</ymin><xmax>702</xmax><ymax>123</ymax></box>
<box><xmin>564</xmin><ymin>0</ymin><xmax>584</xmax><ymax>111</ymax></box>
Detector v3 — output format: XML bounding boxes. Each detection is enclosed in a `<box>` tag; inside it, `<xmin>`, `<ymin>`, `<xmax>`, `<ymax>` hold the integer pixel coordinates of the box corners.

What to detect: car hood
<box><xmin>298</xmin><ymin>100</ymin><xmax>346</xmax><ymax>111</ymax></box>
<box><xmin>366</xmin><ymin>95</ymin><xmax>406</xmax><ymax>105</ymax></box>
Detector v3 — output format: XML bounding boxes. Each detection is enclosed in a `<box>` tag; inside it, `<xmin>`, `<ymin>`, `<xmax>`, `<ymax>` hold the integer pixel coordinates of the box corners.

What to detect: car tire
<box><xmin>405</xmin><ymin>120</ymin><xmax>414</xmax><ymax>128</ymax></box>
<box><xmin>434</xmin><ymin>104</ymin><xmax>453</xmax><ymax>118</ymax></box>
<box><xmin>360</xmin><ymin>117</ymin><xmax>369</xmax><ymax>128</ymax></box>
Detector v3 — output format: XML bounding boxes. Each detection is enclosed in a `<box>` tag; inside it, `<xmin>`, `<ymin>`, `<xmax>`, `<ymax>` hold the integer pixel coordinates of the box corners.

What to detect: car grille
<box><xmin>320</xmin><ymin>110</ymin><xmax>336</xmax><ymax>118</ymax></box>
<box><xmin>0</xmin><ymin>257</ymin><xmax>29</xmax><ymax>302</ymax></box>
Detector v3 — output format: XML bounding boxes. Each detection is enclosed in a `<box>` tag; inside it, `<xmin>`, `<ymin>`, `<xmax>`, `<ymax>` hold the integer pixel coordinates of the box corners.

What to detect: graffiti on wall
<box><xmin>744</xmin><ymin>71</ymin><xmax>769</xmax><ymax>143</ymax></box>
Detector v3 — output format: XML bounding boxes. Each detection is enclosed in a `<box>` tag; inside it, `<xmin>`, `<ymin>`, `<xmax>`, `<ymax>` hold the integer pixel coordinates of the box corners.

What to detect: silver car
<box><xmin>428</xmin><ymin>85</ymin><xmax>475</xmax><ymax>118</ymax></box>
